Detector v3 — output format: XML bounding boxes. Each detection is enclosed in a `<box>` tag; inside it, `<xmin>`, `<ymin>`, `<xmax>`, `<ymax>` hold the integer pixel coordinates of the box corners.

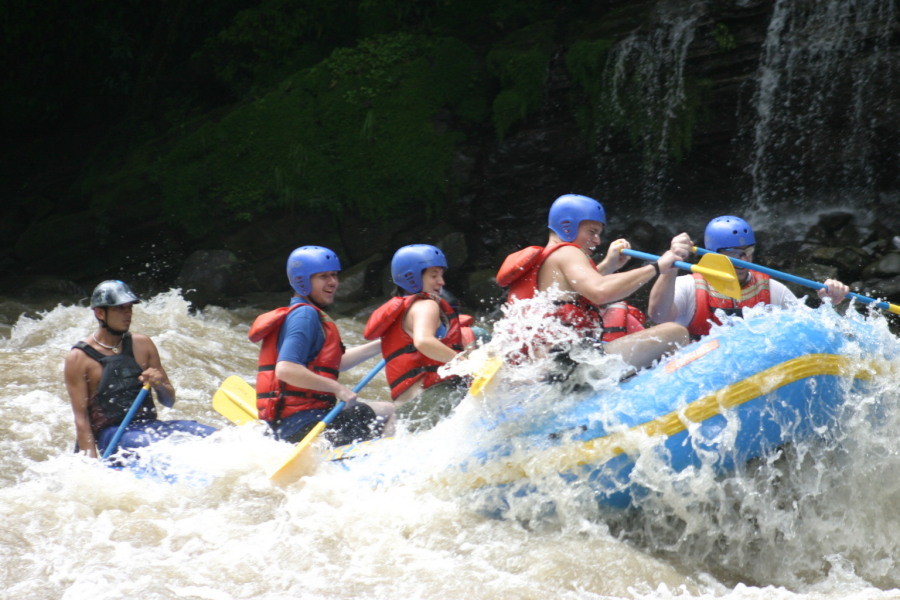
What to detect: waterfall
<box><xmin>747</xmin><ymin>0</ymin><xmax>897</xmax><ymax>213</ymax></box>
<box><xmin>592</xmin><ymin>0</ymin><xmax>896</xmax><ymax>225</ymax></box>
<box><xmin>599</xmin><ymin>2</ymin><xmax>703</xmax><ymax>207</ymax></box>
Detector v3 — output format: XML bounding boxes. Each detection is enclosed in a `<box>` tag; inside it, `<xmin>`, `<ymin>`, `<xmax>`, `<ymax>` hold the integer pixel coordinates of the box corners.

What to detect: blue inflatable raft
<box><xmin>327</xmin><ymin>307</ymin><xmax>896</xmax><ymax>511</ymax></box>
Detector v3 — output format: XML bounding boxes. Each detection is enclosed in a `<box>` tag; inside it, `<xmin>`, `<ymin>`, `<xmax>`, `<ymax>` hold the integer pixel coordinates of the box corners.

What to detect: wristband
<box><xmin>651</xmin><ymin>261</ymin><xmax>660</xmax><ymax>277</ymax></box>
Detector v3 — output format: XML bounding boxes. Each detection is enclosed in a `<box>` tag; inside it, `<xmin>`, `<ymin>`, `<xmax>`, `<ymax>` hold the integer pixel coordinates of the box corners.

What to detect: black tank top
<box><xmin>73</xmin><ymin>333</ymin><xmax>157</xmax><ymax>435</ymax></box>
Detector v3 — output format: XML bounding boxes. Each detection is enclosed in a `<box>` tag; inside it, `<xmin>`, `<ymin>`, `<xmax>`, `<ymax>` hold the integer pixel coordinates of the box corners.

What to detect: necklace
<box><xmin>92</xmin><ymin>333</ymin><xmax>122</xmax><ymax>354</ymax></box>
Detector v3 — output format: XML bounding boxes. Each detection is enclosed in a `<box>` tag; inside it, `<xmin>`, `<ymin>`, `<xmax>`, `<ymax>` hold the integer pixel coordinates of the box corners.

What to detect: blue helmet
<box><xmin>286</xmin><ymin>246</ymin><xmax>342</xmax><ymax>296</ymax></box>
<box><xmin>391</xmin><ymin>244</ymin><xmax>448</xmax><ymax>294</ymax></box>
<box><xmin>91</xmin><ymin>280</ymin><xmax>141</xmax><ymax>308</ymax></box>
<box><xmin>704</xmin><ymin>216</ymin><xmax>755</xmax><ymax>252</ymax></box>
<box><xmin>548</xmin><ymin>194</ymin><xmax>607</xmax><ymax>242</ymax></box>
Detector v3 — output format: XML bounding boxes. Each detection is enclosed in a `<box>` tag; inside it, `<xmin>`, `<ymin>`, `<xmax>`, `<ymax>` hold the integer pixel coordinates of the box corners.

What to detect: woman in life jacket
<box><xmin>364</xmin><ymin>244</ymin><xmax>474</xmax><ymax>430</ymax></box>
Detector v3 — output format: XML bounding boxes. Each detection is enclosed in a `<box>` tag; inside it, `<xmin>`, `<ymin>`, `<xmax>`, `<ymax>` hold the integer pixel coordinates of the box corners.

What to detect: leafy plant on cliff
<box><xmin>712</xmin><ymin>23</ymin><xmax>736</xmax><ymax>52</ymax></box>
<box><xmin>151</xmin><ymin>33</ymin><xmax>481</xmax><ymax>235</ymax></box>
<box><xmin>564</xmin><ymin>38</ymin><xmax>615</xmax><ymax>147</ymax></box>
<box><xmin>486</xmin><ymin>23</ymin><xmax>554</xmax><ymax>141</ymax></box>
<box><xmin>567</xmin><ymin>35</ymin><xmax>711</xmax><ymax>167</ymax></box>
<box><xmin>196</xmin><ymin>0</ymin><xmax>359</xmax><ymax>98</ymax></box>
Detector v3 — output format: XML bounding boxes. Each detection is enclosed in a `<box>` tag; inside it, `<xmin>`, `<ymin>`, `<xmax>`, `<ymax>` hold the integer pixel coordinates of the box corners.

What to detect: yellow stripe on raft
<box><xmin>435</xmin><ymin>354</ymin><xmax>882</xmax><ymax>490</ymax></box>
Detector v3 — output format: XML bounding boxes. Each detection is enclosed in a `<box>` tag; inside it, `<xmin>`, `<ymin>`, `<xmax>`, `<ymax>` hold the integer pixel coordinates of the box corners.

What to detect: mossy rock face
<box><xmin>485</xmin><ymin>22</ymin><xmax>555</xmax><ymax>141</ymax></box>
<box><xmin>98</xmin><ymin>33</ymin><xmax>484</xmax><ymax>238</ymax></box>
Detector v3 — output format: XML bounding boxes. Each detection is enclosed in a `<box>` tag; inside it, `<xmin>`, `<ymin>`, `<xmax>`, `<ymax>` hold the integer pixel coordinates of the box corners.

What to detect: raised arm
<box><xmin>133</xmin><ymin>333</ymin><xmax>176</xmax><ymax>407</ymax></box>
<box><xmin>544</xmin><ymin>234</ymin><xmax>690</xmax><ymax>306</ymax></box>
<box><xmin>341</xmin><ymin>339</ymin><xmax>382</xmax><ymax>370</ymax></box>
<box><xmin>648</xmin><ymin>233</ymin><xmax>694</xmax><ymax>323</ymax></box>
<box><xmin>595</xmin><ymin>238</ymin><xmax>631</xmax><ymax>275</ymax></box>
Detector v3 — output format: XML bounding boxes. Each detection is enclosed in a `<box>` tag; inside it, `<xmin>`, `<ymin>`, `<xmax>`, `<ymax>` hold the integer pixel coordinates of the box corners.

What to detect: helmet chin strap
<box><xmin>99</xmin><ymin>311</ymin><xmax>129</xmax><ymax>337</ymax></box>
<box><xmin>101</xmin><ymin>322</ymin><xmax>129</xmax><ymax>336</ymax></box>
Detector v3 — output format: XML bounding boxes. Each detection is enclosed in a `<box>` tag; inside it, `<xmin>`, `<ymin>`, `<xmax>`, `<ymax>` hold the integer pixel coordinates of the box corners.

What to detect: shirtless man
<box><xmin>63</xmin><ymin>280</ymin><xmax>215</xmax><ymax>458</ymax></box>
<box><xmin>498</xmin><ymin>194</ymin><xmax>692</xmax><ymax>369</ymax></box>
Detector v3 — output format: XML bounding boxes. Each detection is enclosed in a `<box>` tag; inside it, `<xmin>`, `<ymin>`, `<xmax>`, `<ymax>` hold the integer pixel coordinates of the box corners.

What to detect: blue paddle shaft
<box><xmin>320</xmin><ymin>401</ymin><xmax>346</xmax><ymax>426</ymax></box>
<box><xmin>621</xmin><ymin>248</ymin><xmax>693</xmax><ymax>272</ymax></box>
<box><xmin>694</xmin><ymin>247</ymin><xmax>893</xmax><ymax>312</ymax></box>
<box><xmin>353</xmin><ymin>358</ymin><xmax>386</xmax><ymax>393</ymax></box>
<box><xmin>320</xmin><ymin>358</ymin><xmax>387</xmax><ymax>426</ymax></box>
<box><xmin>101</xmin><ymin>385</ymin><xmax>150</xmax><ymax>460</ymax></box>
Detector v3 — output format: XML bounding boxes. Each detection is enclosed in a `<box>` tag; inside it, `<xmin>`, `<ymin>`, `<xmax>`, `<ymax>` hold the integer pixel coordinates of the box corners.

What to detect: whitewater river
<box><xmin>2</xmin><ymin>290</ymin><xmax>899</xmax><ymax>600</ymax></box>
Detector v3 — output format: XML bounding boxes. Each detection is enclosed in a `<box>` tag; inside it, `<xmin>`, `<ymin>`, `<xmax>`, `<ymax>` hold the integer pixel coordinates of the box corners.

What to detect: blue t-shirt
<box><xmin>277</xmin><ymin>298</ymin><xmax>325</xmax><ymax>366</ymax></box>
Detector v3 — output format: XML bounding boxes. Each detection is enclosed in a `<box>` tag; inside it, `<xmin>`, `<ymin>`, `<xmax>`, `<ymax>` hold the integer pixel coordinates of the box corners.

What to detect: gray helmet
<box><xmin>90</xmin><ymin>280</ymin><xmax>141</xmax><ymax>308</ymax></box>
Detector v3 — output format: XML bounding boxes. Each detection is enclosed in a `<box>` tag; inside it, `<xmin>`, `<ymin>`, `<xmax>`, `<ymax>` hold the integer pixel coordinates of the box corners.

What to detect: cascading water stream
<box><xmin>599</xmin><ymin>1</ymin><xmax>702</xmax><ymax>207</ymax></box>
<box><xmin>747</xmin><ymin>0</ymin><xmax>897</xmax><ymax>213</ymax></box>
<box><xmin>592</xmin><ymin>0</ymin><xmax>896</xmax><ymax>231</ymax></box>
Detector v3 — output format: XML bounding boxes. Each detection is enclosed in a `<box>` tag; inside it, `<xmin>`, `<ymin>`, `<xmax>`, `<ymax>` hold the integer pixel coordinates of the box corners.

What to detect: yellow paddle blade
<box><xmin>469</xmin><ymin>355</ymin><xmax>503</xmax><ymax>396</ymax></box>
<box><xmin>212</xmin><ymin>376</ymin><xmax>259</xmax><ymax>425</ymax></box>
<box><xmin>693</xmin><ymin>253</ymin><xmax>742</xmax><ymax>300</ymax></box>
<box><xmin>268</xmin><ymin>422</ymin><xmax>325</xmax><ymax>485</ymax></box>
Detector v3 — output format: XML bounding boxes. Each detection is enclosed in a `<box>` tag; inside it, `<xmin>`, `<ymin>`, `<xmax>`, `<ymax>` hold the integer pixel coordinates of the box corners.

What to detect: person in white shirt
<box><xmin>648</xmin><ymin>215</ymin><xmax>849</xmax><ymax>338</ymax></box>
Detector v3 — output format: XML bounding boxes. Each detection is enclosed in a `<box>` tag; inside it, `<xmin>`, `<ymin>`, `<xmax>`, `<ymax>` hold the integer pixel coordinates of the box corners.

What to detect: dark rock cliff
<box><xmin>1</xmin><ymin>0</ymin><xmax>897</xmax><ymax>323</ymax></box>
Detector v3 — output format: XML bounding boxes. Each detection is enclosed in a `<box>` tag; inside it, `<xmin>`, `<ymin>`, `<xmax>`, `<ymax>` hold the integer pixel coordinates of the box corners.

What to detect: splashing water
<box><xmin>1</xmin><ymin>290</ymin><xmax>899</xmax><ymax>599</ymax></box>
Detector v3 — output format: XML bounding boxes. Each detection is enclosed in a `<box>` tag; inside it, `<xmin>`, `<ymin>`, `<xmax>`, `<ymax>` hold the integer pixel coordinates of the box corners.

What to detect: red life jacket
<box><xmin>363</xmin><ymin>293</ymin><xmax>464</xmax><ymax>400</ymax></box>
<box><xmin>688</xmin><ymin>271</ymin><xmax>772</xmax><ymax>337</ymax></box>
<box><xmin>496</xmin><ymin>242</ymin><xmax>605</xmax><ymax>336</ymax></box>
<box><xmin>599</xmin><ymin>302</ymin><xmax>647</xmax><ymax>342</ymax></box>
<box><xmin>497</xmin><ymin>243</ymin><xmax>571</xmax><ymax>302</ymax></box>
<box><xmin>248</xmin><ymin>302</ymin><xmax>345</xmax><ymax>422</ymax></box>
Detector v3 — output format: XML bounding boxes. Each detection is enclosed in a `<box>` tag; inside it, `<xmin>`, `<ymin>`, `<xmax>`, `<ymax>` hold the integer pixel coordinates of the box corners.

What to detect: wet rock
<box><xmin>465</xmin><ymin>268</ymin><xmax>505</xmax><ymax>314</ymax></box>
<box><xmin>0</xmin><ymin>276</ymin><xmax>87</xmax><ymax>305</ymax></box>
<box><xmin>176</xmin><ymin>250</ymin><xmax>240</xmax><ymax>309</ymax></box>
<box><xmin>335</xmin><ymin>253</ymin><xmax>383</xmax><ymax>303</ymax></box>
<box><xmin>808</xmin><ymin>246</ymin><xmax>870</xmax><ymax>279</ymax></box>
<box><xmin>865</xmin><ymin>275</ymin><xmax>900</xmax><ymax>300</ymax></box>
<box><xmin>861</xmin><ymin>252</ymin><xmax>900</xmax><ymax>279</ymax></box>
<box><xmin>437</xmin><ymin>231</ymin><xmax>469</xmax><ymax>275</ymax></box>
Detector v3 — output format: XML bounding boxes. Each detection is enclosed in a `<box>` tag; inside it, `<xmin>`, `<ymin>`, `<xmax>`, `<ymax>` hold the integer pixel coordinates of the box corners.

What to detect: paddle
<box><xmin>101</xmin><ymin>383</ymin><xmax>151</xmax><ymax>460</ymax></box>
<box><xmin>463</xmin><ymin>249</ymin><xmax>740</xmax><ymax>395</ymax></box>
<box><xmin>212</xmin><ymin>376</ymin><xmax>259</xmax><ymax>425</ymax></box>
<box><xmin>468</xmin><ymin>355</ymin><xmax>503</xmax><ymax>397</ymax></box>
<box><xmin>268</xmin><ymin>358</ymin><xmax>386</xmax><ymax>485</ymax></box>
<box><xmin>621</xmin><ymin>248</ymin><xmax>742</xmax><ymax>300</ymax></box>
<box><xmin>694</xmin><ymin>246</ymin><xmax>900</xmax><ymax>315</ymax></box>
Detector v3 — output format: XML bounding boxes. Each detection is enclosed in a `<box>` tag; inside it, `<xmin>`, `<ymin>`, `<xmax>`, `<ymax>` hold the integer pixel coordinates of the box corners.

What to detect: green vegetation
<box><xmin>486</xmin><ymin>23</ymin><xmax>554</xmax><ymax>141</ymax></box>
<box><xmin>197</xmin><ymin>0</ymin><xmax>364</xmax><ymax>97</ymax></box>
<box><xmin>5</xmin><ymin>1</ymin><xmax>719</xmax><ymax>245</ymax></box>
<box><xmin>566</xmin><ymin>37</ymin><xmax>711</xmax><ymax>166</ymax></box>
<box><xmin>565</xmin><ymin>38</ymin><xmax>615</xmax><ymax>146</ymax></box>
<box><xmin>712</xmin><ymin>23</ymin><xmax>737</xmax><ymax>51</ymax></box>
<box><xmin>139</xmin><ymin>33</ymin><xmax>481</xmax><ymax>235</ymax></box>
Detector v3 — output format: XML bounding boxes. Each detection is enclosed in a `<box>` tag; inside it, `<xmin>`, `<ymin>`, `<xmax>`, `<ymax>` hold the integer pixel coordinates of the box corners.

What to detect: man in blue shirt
<box><xmin>249</xmin><ymin>246</ymin><xmax>395</xmax><ymax>445</ymax></box>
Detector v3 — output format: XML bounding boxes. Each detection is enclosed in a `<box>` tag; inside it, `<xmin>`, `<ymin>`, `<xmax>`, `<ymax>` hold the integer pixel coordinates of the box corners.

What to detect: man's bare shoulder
<box><xmin>544</xmin><ymin>243</ymin><xmax>589</xmax><ymax>266</ymax></box>
<box><xmin>129</xmin><ymin>331</ymin><xmax>154</xmax><ymax>345</ymax></box>
<box><xmin>128</xmin><ymin>332</ymin><xmax>159</xmax><ymax>360</ymax></box>
<box><xmin>64</xmin><ymin>337</ymin><xmax>90</xmax><ymax>359</ymax></box>
<box><xmin>63</xmin><ymin>342</ymin><xmax>92</xmax><ymax>376</ymax></box>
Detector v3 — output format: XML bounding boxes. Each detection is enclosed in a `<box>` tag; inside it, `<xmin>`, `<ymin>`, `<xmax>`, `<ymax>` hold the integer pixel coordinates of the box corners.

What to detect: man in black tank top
<box><xmin>63</xmin><ymin>280</ymin><xmax>216</xmax><ymax>458</ymax></box>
